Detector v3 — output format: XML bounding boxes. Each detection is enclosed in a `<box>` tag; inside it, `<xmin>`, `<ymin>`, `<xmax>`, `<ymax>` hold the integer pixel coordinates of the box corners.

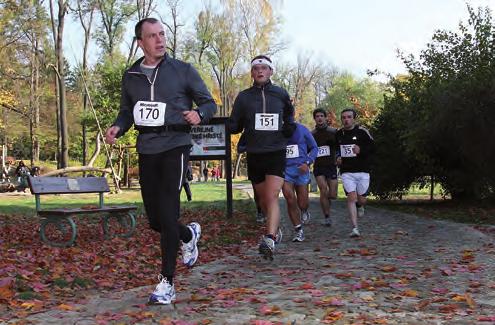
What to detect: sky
<box><xmin>65</xmin><ymin>0</ymin><xmax>495</xmax><ymax>79</ymax></box>
<box><xmin>277</xmin><ymin>0</ymin><xmax>495</xmax><ymax>77</ymax></box>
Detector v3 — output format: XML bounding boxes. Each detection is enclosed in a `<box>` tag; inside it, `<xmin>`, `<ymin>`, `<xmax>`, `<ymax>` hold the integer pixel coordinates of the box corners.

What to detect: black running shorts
<box><xmin>247</xmin><ymin>150</ymin><xmax>286</xmax><ymax>184</ymax></box>
<box><xmin>313</xmin><ymin>165</ymin><xmax>338</xmax><ymax>180</ymax></box>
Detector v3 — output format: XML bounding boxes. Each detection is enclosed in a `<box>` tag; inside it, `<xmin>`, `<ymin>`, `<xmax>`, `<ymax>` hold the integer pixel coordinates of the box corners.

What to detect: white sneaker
<box><xmin>350</xmin><ymin>227</ymin><xmax>360</xmax><ymax>238</ymax></box>
<box><xmin>148</xmin><ymin>275</ymin><xmax>176</xmax><ymax>305</ymax></box>
<box><xmin>275</xmin><ymin>228</ymin><xmax>283</xmax><ymax>244</ymax></box>
<box><xmin>357</xmin><ymin>206</ymin><xmax>365</xmax><ymax>217</ymax></box>
<box><xmin>182</xmin><ymin>222</ymin><xmax>201</xmax><ymax>267</ymax></box>
<box><xmin>301</xmin><ymin>210</ymin><xmax>311</xmax><ymax>224</ymax></box>
<box><xmin>292</xmin><ymin>228</ymin><xmax>305</xmax><ymax>242</ymax></box>
<box><xmin>323</xmin><ymin>217</ymin><xmax>332</xmax><ymax>227</ymax></box>
<box><xmin>258</xmin><ymin>236</ymin><xmax>275</xmax><ymax>260</ymax></box>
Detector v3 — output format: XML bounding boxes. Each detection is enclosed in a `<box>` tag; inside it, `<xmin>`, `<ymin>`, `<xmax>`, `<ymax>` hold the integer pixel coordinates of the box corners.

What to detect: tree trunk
<box><xmin>56</xmin><ymin>0</ymin><xmax>69</xmax><ymax>168</ymax></box>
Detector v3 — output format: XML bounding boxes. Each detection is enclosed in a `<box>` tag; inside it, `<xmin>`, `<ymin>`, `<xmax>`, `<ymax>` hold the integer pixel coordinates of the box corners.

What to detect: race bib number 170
<box><xmin>133</xmin><ymin>101</ymin><xmax>166</xmax><ymax>127</ymax></box>
<box><xmin>255</xmin><ymin>113</ymin><xmax>279</xmax><ymax>131</ymax></box>
<box><xmin>340</xmin><ymin>144</ymin><xmax>356</xmax><ymax>158</ymax></box>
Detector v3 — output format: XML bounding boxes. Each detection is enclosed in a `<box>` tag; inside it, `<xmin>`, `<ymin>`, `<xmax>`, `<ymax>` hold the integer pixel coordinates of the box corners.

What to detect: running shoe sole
<box><xmin>259</xmin><ymin>244</ymin><xmax>274</xmax><ymax>261</ymax></box>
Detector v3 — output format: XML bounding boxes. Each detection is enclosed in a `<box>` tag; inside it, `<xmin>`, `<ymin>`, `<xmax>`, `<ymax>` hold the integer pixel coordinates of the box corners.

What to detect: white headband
<box><xmin>251</xmin><ymin>58</ymin><xmax>273</xmax><ymax>69</ymax></box>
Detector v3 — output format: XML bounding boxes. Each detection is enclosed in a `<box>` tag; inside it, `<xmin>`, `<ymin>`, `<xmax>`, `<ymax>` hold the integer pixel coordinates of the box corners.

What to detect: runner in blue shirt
<box><xmin>282</xmin><ymin>123</ymin><xmax>318</xmax><ymax>242</ymax></box>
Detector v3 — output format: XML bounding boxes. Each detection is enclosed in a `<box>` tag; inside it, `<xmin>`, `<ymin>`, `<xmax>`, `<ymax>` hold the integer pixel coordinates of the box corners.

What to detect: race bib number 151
<box><xmin>255</xmin><ymin>113</ymin><xmax>279</xmax><ymax>131</ymax></box>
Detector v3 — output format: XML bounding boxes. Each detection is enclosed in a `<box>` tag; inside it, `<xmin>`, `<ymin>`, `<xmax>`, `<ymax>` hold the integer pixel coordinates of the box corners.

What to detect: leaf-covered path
<box><xmin>17</xmin><ymin>190</ymin><xmax>495</xmax><ymax>324</ymax></box>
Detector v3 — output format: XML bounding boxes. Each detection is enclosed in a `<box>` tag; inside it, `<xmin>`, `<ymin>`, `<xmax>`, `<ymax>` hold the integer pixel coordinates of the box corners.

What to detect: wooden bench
<box><xmin>28</xmin><ymin>176</ymin><xmax>137</xmax><ymax>247</ymax></box>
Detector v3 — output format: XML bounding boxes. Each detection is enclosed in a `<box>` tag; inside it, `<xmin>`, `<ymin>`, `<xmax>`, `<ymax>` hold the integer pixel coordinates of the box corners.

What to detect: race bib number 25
<box><xmin>340</xmin><ymin>144</ymin><xmax>356</xmax><ymax>158</ymax></box>
<box><xmin>255</xmin><ymin>113</ymin><xmax>279</xmax><ymax>131</ymax></box>
<box><xmin>133</xmin><ymin>101</ymin><xmax>166</xmax><ymax>127</ymax></box>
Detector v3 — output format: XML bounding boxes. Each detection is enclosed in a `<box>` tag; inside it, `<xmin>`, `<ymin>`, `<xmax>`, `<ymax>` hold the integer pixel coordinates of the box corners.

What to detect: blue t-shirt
<box><xmin>285</xmin><ymin>123</ymin><xmax>318</xmax><ymax>168</ymax></box>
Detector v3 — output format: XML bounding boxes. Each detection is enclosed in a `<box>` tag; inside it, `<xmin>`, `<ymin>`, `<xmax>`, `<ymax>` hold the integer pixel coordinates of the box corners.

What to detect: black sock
<box><xmin>166</xmin><ymin>276</ymin><xmax>173</xmax><ymax>285</ymax></box>
<box><xmin>266</xmin><ymin>234</ymin><xmax>276</xmax><ymax>241</ymax></box>
<box><xmin>325</xmin><ymin>214</ymin><xmax>330</xmax><ymax>219</ymax></box>
<box><xmin>294</xmin><ymin>225</ymin><xmax>302</xmax><ymax>231</ymax></box>
<box><xmin>257</xmin><ymin>206</ymin><xmax>262</xmax><ymax>214</ymax></box>
<box><xmin>356</xmin><ymin>203</ymin><xmax>362</xmax><ymax>208</ymax></box>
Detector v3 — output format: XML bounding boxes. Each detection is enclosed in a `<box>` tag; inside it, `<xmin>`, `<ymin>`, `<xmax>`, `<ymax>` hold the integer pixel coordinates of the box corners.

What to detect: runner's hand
<box><xmin>298</xmin><ymin>163</ymin><xmax>309</xmax><ymax>174</ymax></box>
<box><xmin>336</xmin><ymin>157</ymin><xmax>342</xmax><ymax>166</ymax></box>
<box><xmin>183</xmin><ymin>110</ymin><xmax>201</xmax><ymax>125</ymax></box>
<box><xmin>105</xmin><ymin>126</ymin><xmax>120</xmax><ymax>144</ymax></box>
<box><xmin>353</xmin><ymin>145</ymin><xmax>361</xmax><ymax>155</ymax></box>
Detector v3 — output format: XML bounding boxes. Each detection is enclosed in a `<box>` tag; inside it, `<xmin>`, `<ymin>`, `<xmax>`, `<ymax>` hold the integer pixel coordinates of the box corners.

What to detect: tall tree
<box><xmin>73</xmin><ymin>0</ymin><xmax>96</xmax><ymax>166</ymax></box>
<box><xmin>95</xmin><ymin>0</ymin><xmax>135</xmax><ymax>58</ymax></box>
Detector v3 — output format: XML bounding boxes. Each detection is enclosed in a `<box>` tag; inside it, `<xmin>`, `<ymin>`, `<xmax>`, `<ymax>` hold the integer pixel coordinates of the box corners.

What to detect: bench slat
<box><xmin>38</xmin><ymin>205</ymin><xmax>137</xmax><ymax>216</ymax></box>
<box><xmin>28</xmin><ymin>176</ymin><xmax>110</xmax><ymax>194</ymax></box>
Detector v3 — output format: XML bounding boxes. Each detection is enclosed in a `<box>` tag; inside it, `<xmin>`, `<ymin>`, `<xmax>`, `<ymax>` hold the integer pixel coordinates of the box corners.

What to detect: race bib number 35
<box><xmin>317</xmin><ymin>145</ymin><xmax>330</xmax><ymax>157</ymax></box>
<box><xmin>340</xmin><ymin>144</ymin><xmax>356</xmax><ymax>158</ymax></box>
<box><xmin>286</xmin><ymin>144</ymin><xmax>299</xmax><ymax>159</ymax></box>
<box><xmin>255</xmin><ymin>113</ymin><xmax>279</xmax><ymax>131</ymax></box>
<box><xmin>133</xmin><ymin>101</ymin><xmax>166</xmax><ymax>126</ymax></box>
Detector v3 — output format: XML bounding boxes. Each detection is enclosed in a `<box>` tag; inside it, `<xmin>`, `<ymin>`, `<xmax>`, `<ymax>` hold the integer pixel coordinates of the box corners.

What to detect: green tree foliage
<box><xmin>372</xmin><ymin>5</ymin><xmax>495</xmax><ymax>200</ymax></box>
<box><xmin>319</xmin><ymin>72</ymin><xmax>385</xmax><ymax>128</ymax></box>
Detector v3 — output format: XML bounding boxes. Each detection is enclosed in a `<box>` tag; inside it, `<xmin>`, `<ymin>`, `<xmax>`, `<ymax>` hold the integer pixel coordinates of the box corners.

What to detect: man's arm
<box><xmin>357</xmin><ymin>127</ymin><xmax>375</xmax><ymax>157</ymax></box>
<box><xmin>186</xmin><ymin>64</ymin><xmax>217</xmax><ymax>123</ymax></box>
<box><xmin>111</xmin><ymin>75</ymin><xmax>134</xmax><ymax>138</ymax></box>
<box><xmin>229</xmin><ymin>94</ymin><xmax>244</xmax><ymax>134</ymax></box>
<box><xmin>305</xmin><ymin>127</ymin><xmax>318</xmax><ymax>164</ymax></box>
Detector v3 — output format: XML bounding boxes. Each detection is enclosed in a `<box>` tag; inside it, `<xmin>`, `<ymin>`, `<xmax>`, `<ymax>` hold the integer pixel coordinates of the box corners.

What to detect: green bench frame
<box><xmin>28</xmin><ymin>176</ymin><xmax>137</xmax><ymax>247</ymax></box>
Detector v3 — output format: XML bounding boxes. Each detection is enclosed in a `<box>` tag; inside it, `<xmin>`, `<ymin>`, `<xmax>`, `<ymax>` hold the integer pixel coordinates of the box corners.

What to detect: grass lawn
<box><xmin>0</xmin><ymin>182</ymin><xmax>254</xmax><ymax>216</ymax></box>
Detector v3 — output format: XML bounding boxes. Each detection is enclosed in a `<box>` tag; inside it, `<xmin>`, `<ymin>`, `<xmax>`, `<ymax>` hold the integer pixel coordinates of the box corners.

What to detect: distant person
<box><xmin>282</xmin><ymin>123</ymin><xmax>318</xmax><ymax>242</ymax></box>
<box><xmin>210</xmin><ymin>167</ymin><xmax>216</xmax><ymax>181</ymax></box>
<box><xmin>336</xmin><ymin>108</ymin><xmax>375</xmax><ymax>238</ymax></box>
<box><xmin>229</xmin><ymin>54</ymin><xmax>296</xmax><ymax>260</ymax></box>
<box><xmin>214</xmin><ymin>166</ymin><xmax>220</xmax><ymax>181</ymax></box>
<box><xmin>31</xmin><ymin>166</ymin><xmax>41</xmax><ymax>177</ymax></box>
<box><xmin>202</xmin><ymin>167</ymin><xmax>209</xmax><ymax>182</ymax></box>
<box><xmin>15</xmin><ymin>161</ymin><xmax>30</xmax><ymax>192</ymax></box>
<box><xmin>311</xmin><ymin>108</ymin><xmax>338</xmax><ymax>226</ymax></box>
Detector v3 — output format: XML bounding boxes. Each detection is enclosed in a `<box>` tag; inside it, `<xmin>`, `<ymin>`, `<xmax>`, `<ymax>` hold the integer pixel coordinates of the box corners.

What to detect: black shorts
<box><xmin>313</xmin><ymin>165</ymin><xmax>338</xmax><ymax>180</ymax></box>
<box><xmin>247</xmin><ymin>150</ymin><xmax>286</xmax><ymax>184</ymax></box>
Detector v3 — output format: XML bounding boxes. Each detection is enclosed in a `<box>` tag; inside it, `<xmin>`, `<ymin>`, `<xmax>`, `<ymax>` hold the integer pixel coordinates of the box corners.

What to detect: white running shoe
<box><xmin>292</xmin><ymin>228</ymin><xmax>305</xmax><ymax>242</ymax></box>
<box><xmin>357</xmin><ymin>206</ymin><xmax>365</xmax><ymax>217</ymax></box>
<box><xmin>301</xmin><ymin>210</ymin><xmax>311</xmax><ymax>224</ymax></box>
<box><xmin>258</xmin><ymin>236</ymin><xmax>275</xmax><ymax>260</ymax></box>
<box><xmin>148</xmin><ymin>275</ymin><xmax>176</xmax><ymax>305</ymax></box>
<box><xmin>350</xmin><ymin>227</ymin><xmax>360</xmax><ymax>238</ymax></box>
<box><xmin>275</xmin><ymin>228</ymin><xmax>283</xmax><ymax>244</ymax></box>
<box><xmin>323</xmin><ymin>217</ymin><xmax>332</xmax><ymax>227</ymax></box>
<box><xmin>182</xmin><ymin>222</ymin><xmax>201</xmax><ymax>267</ymax></box>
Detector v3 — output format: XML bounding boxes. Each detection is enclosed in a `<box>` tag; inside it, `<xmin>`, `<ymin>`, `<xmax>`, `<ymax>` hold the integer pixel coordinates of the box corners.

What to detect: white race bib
<box><xmin>133</xmin><ymin>101</ymin><xmax>166</xmax><ymax>126</ymax></box>
<box><xmin>317</xmin><ymin>145</ymin><xmax>330</xmax><ymax>157</ymax></box>
<box><xmin>340</xmin><ymin>144</ymin><xmax>356</xmax><ymax>158</ymax></box>
<box><xmin>286</xmin><ymin>144</ymin><xmax>299</xmax><ymax>159</ymax></box>
<box><xmin>255</xmin><ymin>113</ymin><xmax>279</xmax><ymax>131</ymax></box>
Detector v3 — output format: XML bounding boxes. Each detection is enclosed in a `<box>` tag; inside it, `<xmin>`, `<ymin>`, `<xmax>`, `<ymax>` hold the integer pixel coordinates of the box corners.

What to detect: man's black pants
<box><xmin>139</xmin><ymin>146</ymin><xmax>192</xmax><ymax>281</ymax></box>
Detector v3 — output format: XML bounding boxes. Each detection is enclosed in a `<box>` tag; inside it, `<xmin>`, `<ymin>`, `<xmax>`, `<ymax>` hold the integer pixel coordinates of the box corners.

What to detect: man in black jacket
<box><xmin>229</xmin><ymin>55</ymin><xmax>295</xmax><ymax>260</ymax></box>
<box><xmin>336</xmin><ymin>108</ymin><xmax>374</xmax><ymax>238</ymax></box>
<box><xmin>105</xmin><ymin>17</ymin><xmax>217</xmax><ymax>305</ymax></box>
